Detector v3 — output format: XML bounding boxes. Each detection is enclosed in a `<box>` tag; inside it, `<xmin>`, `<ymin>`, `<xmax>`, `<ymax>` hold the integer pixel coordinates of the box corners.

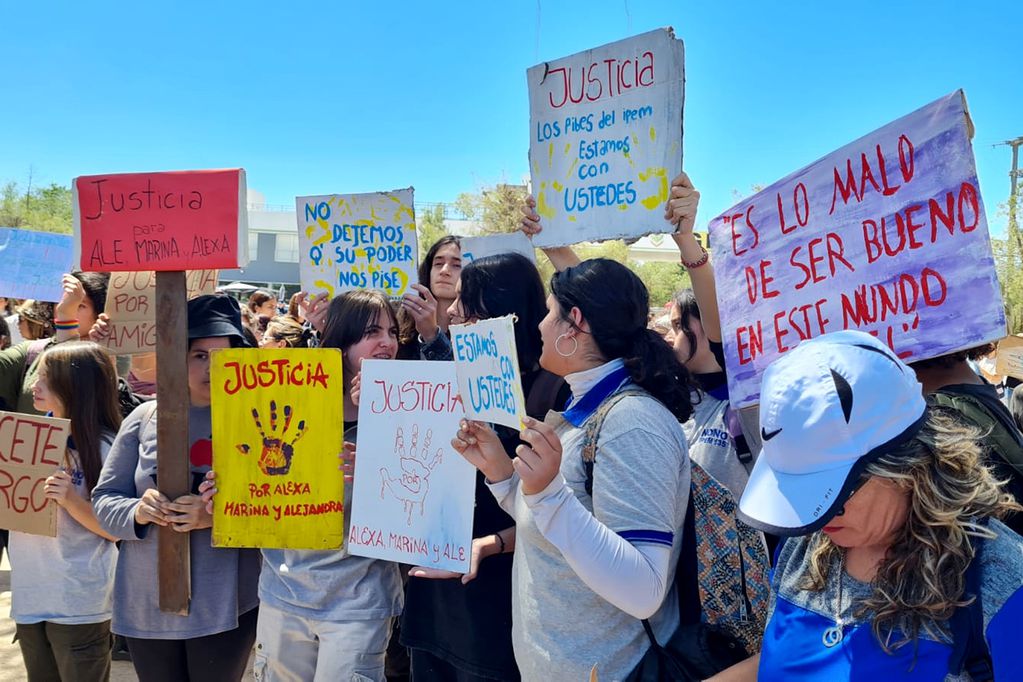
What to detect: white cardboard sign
<box><xmin>296</xmin><ymin>189</ymin><xmax>418</xmax><ymax>299</ymax></box>
<box><xmin>348</xmin><ymin>360</ymin><xmax>473</xmax><ymax>572</ymax></box>
<box><xmin>450</xmin><ymin>315</ymin><xmax>527</xmax><ymax>430</ymax></box>
<box><xmin>528</xmin><ymin>28</ymin><xmax>685</xmax><ymax>247</ymax></box>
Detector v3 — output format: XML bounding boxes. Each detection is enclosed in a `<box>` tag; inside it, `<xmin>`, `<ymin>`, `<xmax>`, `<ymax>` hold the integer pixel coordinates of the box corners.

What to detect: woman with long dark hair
<box><xmin>398</xmin><ymin>235</ymin><xmax>462</xmax><ymax>360</ymax></box>
<box><xmin>401</xmin><ymin>253</ymin><xmax>569</xmax><ymax>681</ymax></box>
<box><xmin>453</xmin><ymin>258</ymin><xmax>694</xmax><ymax>680</ymax></box>
<box><xmin>8</xmin><ymin>341</ymin><xmax>122</xmax><ymax>681</ymax></box>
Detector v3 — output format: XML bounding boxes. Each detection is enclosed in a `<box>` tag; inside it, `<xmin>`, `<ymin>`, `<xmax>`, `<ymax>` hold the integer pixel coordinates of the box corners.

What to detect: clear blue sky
<box><xmin>2</xmin><ymin>1</ymin><xmax>1020</xmax><ymax>234</ymax></box>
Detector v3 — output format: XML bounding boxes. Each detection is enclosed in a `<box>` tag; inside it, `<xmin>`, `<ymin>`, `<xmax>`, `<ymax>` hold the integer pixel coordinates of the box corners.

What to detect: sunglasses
<box><xmin>835</xmin><ymin>474</ymin><xmax>870</xmax><ymax>517</ymax></box>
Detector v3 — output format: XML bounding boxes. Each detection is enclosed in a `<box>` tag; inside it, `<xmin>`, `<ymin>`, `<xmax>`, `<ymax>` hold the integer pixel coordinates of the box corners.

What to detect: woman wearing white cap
<box><xmin>712</xmin><ymin>330</ymin><xmax>1023</xmax><ymax>681</ymax></box>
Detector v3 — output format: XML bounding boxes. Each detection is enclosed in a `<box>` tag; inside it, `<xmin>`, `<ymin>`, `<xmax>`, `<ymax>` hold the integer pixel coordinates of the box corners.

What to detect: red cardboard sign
<box><xmin>73</xmin><ymin>169</ymin><xmax>248</xmax><ymax>272</ymax></box>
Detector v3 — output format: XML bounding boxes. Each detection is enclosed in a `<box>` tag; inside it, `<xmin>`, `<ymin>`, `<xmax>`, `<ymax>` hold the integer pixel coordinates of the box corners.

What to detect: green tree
<box><xmin>0</xmin><ymin>181</ymin><xmax>73</xmax><ymax>233</ymax></box>
<box><xmin>454</xmin><ymin>183</ymin><xmax>527</xmax><ymax>235</ymax></box>
<box><xmin>634</xmin><ymin>261</ymin><xmax>692</xmax><ymax>309</ymax></box>
<box><xmin>416</xmin><ymin>204</ymin><xmax>450</xmax><ymax>260</ymax></box>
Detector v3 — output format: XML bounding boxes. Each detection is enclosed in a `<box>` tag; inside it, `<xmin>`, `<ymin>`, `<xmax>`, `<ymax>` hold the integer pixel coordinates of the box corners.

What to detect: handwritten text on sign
<box><xmin>73</xmin><ymin>169</ymin><xmax>248</xmax><ymax>272</ymax></box>
<box><xmin>0</xmin><ymin>411</ymin><xmax>71</xmax><ymax>537</ymax></box>
<box><xmin>210</xmin><ymin>348</ymin><xmax>345</xmax><ymax>549</ymax></box>
<box><xmin>460</xmin><ymin>232</ymin><xmax>537</xmax><ymax>265</ymax></box>
<box><xmin>0</xmin><ymin>229</ymin><xmax>75</xmax><ymax>302</ymax></box>
<box><xmin>296</xmin><ymin>189</ymin><xmax>418</xmax><ymax>298</ymax></box>
<box><xmin>451</xmin><ymin>316</ymin><xmax>527</xmax><ymax>430</ymax></box>
<box><xmin>349</xmin><ymin>360</ymin><xmax>473</xmax><ymax>573</ymax></box>
<box><xmin>528</xmin><ymin>28</ymin><xmax>684</xmax><ymax>247</ymax></box>
<box><xmin>709</xmin><ymin>90</ymin><xmax>1005</xmax><ymax>408</ymax></box>
<box><xmin>102</xmin><ymin>270</ymin><xmax>218</xmax><ymax>354</ymax></box>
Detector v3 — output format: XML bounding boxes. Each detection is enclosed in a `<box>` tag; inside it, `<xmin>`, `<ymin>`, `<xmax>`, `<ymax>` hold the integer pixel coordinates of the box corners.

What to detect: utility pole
<box><xmin>997</xmin><ymin>137</ymin><xmax>1023</xmax><ymax>254</ymax></box>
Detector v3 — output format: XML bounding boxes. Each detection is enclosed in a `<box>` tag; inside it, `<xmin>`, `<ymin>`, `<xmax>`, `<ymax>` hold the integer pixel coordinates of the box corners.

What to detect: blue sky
<box><xmin>2</xmin><ymin>1</ymin><xmax>1020</xmax><ymax>234</ymax></box>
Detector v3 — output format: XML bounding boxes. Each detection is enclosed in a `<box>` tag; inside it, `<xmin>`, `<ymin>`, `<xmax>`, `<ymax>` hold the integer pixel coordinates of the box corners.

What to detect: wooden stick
<box><xmin>155</xmin><ymin>271</ymin><xmax>191</xmax><ymax>615</ymax></box>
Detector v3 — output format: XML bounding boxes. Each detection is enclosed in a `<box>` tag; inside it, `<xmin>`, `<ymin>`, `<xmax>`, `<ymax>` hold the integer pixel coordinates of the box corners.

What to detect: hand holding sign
<box><xmin>664</xmin><ymin>172</ymin><xmax>701</xmax><ymax>235</ymax></box>
<box><xmin>514</xmin><ymin>416</ymin><xmax>564</xmax><ymax>495</ymax></box>
<box><xmin>43</xmin><ymin>470</ymin><xmax>75</xmax><ymax>506</ymax></box>
<box><xmin>451</xmin><ymin>419</ymin><xmax>513</xmax><ymax>484</ymax></box>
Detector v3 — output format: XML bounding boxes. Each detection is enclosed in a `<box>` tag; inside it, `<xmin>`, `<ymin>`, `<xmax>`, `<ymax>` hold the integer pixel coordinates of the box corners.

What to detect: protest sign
<box><xmin>73</xmin><ymin>169</ymin><xmax>248</xmax><ymax>272</ymax></box>
<box><xmin>709</xmin><ymin>90</ymin><xmax>1006</xmax><ymax>408</ymax></box>
<box><xmin>0</xmin><ymin>411</ymin><xmax>71</xmax><ymax>537</ymax></box>
<box><xmin>296</xmin><ymin>189</ymin><xmax>418</xmax><ymax>298</ymax></box>
<box><xmin>996</xmin><ymin>335</ymin><xmax>1023</xmax><ymax>381</ymax></box>
<box><xmin>348</xmin><ymin>360</ymin><xmax>472</xmax><ymax>573</ymax></box>
<box><xmin>102</xmin><ymin>270</ymin><xmax>219</xmax><ymax>354</ymax></box>
<box><xmin>527</xmin><ymin>28</ymin><xmax>685</xmax><ymax>248</ymax></box>
<box><xmin>0</xmin><ymin>228</ymin><xmax>75</xmax><ymax>302</ymax></box>
<box><xmin>460</xmin><ymin>232</ymin><xmax>537</xmax><ymax>265</ymax></box>
<box><xmin>450</xmin><ymin>316</ymin><xmax>526</xmax><ymax>430</ymax></box>
<box><xmin>210</xmin><ymin>348</ymin><xmax>345</xmax><ymax>549</ymax></box>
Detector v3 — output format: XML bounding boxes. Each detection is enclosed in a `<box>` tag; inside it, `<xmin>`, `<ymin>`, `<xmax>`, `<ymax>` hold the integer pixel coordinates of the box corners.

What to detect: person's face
<box><xmin>77</xmin><ymin>295</ymin><xmax>98</xmax><ymax>334</ymax></box>
<box><xmin>259</xmin><ymin>329</ymin><xmax>286</xmax><ymax>349</ymax></box>
<box><xmin>344</xmin><ymin>310</ymin><xmax>399</xmax><ymax>372</ymax></box>
<box><xmin>31</xmin><ymin>366</ymin><xmax>63</xmax><ymax>416</ymax></box>
<box><xmin>188</xmin><ymin>337</ymin><xmax>232</xmax><ymax>407</ymax></box>
<box><xmin>670</xmin><ymin>302</ymin><xmax>715</xmax><ymax>372</ymax></box>
<box><xmin>256</xmin><ymin>298</ymin><xmax>278</xmax><ymax>317</ymax></box>
<box><xmin>821</xmin><ymin>476</ymin><xmax>909</xmax><ymax>550</ymax></box>
<box><xmin>538</xmin><ymin>295</ymin><xmax>577</xmax><ymax>376</ymax></box>
<box><xmin>445</xmin><ymin>280</ymin><xmax>477</xmax><ymax>326</ymax></box>
<box><xmin>429</xmin><ymin>244</ymin><xmax>462</xmax><ymax>301</ymax></box>
<box><xmin>18</xmin><ymin>316</ymin><xmax>36</xmax><ymax>340</ymax></box>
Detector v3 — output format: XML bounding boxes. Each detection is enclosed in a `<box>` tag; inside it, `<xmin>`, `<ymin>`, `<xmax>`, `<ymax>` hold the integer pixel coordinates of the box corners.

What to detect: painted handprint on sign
<box><xmin>236</xmin><ymin>400</ymin><xmax>308</xmax><ymax>476</ymax></box>
<box><xmin>380</xmin><ymin>424</ymin><xmax>443</xmax><ymax>525</ymax></box>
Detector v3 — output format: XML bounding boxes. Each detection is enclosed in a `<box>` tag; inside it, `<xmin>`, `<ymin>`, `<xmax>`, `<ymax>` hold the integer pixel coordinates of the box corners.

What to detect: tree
<box><xmin>416</xmin><ymin>204</ymin><xmax>449</xmax><ymax>260</ymax></box>
<box><xmin>0</xmin><ymin>181</ymin><xmax>73</xmax><ymax>233</ymax></box>
<box><xmin>634</xmin><ymin>261</ymin><xmax>691</xmax><ymax>309</ymax></box>
<box><xmin>454</xmin><ymin>183</ymin><xmax>527</xmax><ymax>235</ymax></box>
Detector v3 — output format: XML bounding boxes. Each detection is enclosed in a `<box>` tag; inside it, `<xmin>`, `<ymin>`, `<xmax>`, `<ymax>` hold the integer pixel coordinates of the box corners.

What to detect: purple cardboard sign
<box><xmin>709</xmin><ymin>90</ymin><xmax>1006</xmax><ymax>408</ymax></box>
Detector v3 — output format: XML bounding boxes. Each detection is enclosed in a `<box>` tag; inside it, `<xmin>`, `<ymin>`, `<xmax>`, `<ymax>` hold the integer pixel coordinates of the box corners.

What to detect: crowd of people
<box><xmin>0</xmin><ymin>172</ymin><xmax>1022</xmax><ymax>681</ymax></box>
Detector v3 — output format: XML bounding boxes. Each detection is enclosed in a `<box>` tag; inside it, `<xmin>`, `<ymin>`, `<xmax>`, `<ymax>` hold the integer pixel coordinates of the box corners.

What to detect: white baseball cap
<box><xmin>738</xmin><ymin>329</ymin><xmax>927</xmax><ymax>536</ymax></box>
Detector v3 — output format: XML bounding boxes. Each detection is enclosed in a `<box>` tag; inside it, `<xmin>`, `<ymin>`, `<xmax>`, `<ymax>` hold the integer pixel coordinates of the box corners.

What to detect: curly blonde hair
<box><xmin>801</xmin><ymin>407</ymin><xmax>1021</xmax><ymax>651</ymax></box>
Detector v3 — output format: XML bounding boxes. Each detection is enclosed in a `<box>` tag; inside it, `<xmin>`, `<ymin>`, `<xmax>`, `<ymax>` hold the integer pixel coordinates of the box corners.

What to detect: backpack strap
<box><xmin>580</xmin><ymin>389</ymin><xmax>648</xmax><ymax>497</ymax></box>
<box><xmin>947</xmin><ymin>531</ymin><xmax>993</xmax><ymax>681</ymax></box>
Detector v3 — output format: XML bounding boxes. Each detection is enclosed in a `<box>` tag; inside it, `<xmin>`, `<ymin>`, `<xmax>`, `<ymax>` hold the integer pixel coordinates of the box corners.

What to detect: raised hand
<box><xmin>514</xmin><ymin>416</ymin><xmax>564</xmax><ymax>495</ymax></box>
<box><xmin>451</xmin><ymin>420</ymin><xmax>514</xmax><ymax>483</ymax></box>
<box><xmin>400</xmin><ymin>284</ymin><xmax>440</xmax><ymax>342</ymax></box>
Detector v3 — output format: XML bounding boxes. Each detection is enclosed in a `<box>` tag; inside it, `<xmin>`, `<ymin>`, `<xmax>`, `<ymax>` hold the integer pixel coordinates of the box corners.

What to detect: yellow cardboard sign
<box><xmin>210</xmin><ymin>348</ymin><xmax>344</xmax><ymax>549</ymax></box>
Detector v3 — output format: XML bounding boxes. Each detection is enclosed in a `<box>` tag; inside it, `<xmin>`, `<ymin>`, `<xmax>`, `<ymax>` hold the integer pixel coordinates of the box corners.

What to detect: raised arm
<box><xmin>522</xmin><ymin>195</ymin><xmax>581</xmax><ymax>272</ymax></box>
<box><xmin>665</xmin><ymin>172</ymin><xmax>721</xmax><ymax>343</ymax></box>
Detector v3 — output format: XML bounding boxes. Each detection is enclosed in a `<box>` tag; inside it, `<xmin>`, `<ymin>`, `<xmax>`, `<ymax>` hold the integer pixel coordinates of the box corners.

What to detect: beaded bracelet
<box><xmin>681</xmin><ymin>245</ymin><xmax>710</xmax><ymax>270</ymax></box>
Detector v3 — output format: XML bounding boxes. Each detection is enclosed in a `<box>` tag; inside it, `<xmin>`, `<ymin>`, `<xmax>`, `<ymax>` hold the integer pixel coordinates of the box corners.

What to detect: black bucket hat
<box><xmin>187</xmin><ymin>294</ymin><xmax>251</xmax><ymax>346</ymax></box>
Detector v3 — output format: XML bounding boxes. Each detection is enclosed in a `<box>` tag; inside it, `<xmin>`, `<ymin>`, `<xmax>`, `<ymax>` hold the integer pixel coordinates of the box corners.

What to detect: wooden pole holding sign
<box><xmin>155</xmin><ymin>271</ymin><xmax>191</xmax><ymax>614</ymax></box>
<box><xmin>72</xmin><ymin>167</ymin><xmax>249</xmax><ymax>615</ymax></box>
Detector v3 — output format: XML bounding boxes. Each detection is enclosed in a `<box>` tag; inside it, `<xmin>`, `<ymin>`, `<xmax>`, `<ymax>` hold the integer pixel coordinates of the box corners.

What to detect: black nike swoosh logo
<box><xmin>761</xmin><ymin>427</ymin><xmax>783</xmax><ymax>441</ymax></box>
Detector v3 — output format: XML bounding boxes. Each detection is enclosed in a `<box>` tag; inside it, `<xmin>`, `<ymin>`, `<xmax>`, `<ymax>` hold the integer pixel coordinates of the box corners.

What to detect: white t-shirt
<box><xmin>8</xmin><ymin>439</ymin><xmax>117</xmax><ymax>625</ymax></box>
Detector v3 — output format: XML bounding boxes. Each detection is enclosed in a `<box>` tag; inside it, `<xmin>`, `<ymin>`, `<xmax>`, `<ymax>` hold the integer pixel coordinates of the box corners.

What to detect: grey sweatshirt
<box><xmin>93</xmin><ymin>402</ymin><xmax>261</xmax><ymax>639</ymax></box>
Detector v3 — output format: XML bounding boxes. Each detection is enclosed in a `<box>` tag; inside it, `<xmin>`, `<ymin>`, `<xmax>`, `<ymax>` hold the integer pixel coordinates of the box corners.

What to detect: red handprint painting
<box><xmin>236</xmin><ymin>399</ymin><xmax>308</xmax><ymax>476</ymax></box>
<box><xmin>379</xmin><ymin>424</ymin><xmax>443</xmax><ymax>525</ymax></box>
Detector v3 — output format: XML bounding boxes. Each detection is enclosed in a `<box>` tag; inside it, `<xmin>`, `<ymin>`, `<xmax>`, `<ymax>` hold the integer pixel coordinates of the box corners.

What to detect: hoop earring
<box><xmin>555</xmin><ymin>333</ymin><xmax>578</xmax><ymax>358</ymax></box>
